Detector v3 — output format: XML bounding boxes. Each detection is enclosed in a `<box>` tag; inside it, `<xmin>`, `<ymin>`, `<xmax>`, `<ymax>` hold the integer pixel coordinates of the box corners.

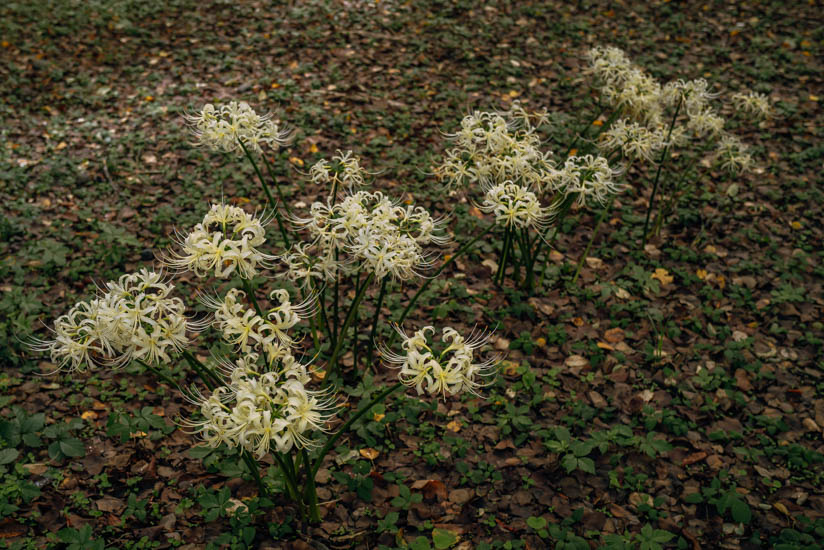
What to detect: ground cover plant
<box><xmin>1</xmin><ymin>0</ymin><xmax>823</xmax><ymax>549</ymax></box>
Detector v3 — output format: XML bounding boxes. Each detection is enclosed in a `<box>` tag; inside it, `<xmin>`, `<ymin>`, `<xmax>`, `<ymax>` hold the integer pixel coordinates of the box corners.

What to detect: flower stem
<box><xmin>642</xmin><ymin>98</ymin><xmax>682</xmax><ymax>249</ymax></box>
<box><xmin>259</xmin><ymin>152</ymin><xmax>293</xmax><ymax>217</ymax></box>
<box><xmin>181</xmin><ymin>350</ymin><xmax>220</xmax><ymax>390</ymax></box>
<box><xmin>390</xmin><ymin>224</ymin><xmax>493</xmax><ymax>343</ymax></box>
<box><xmin>328</xmin><ymin>272</ymin><xmax>375</xmax><ymax>378</ymax></box>
<box><xmin>237</xmin><ymin>139</ymin><xmax>290</xmax><ymax>248</ymax></box>
<box><xmin>572</xmin><ymin>195</ymin><xmax>615</xmax><ymax>284</ymax></box>
<box><xmin>310</xmin><ymin>382</ymin><xmax>403</xmax><ymax>479</ymax></box>
<box><xmin>301</xmin><ymin>448</ymin><xmax>321</xmax><ymax>524</ymax></box>
<box><xmin>366</xmin><ymin>276</ymin><xmax>389</xmax><ymax>370</ymax></box>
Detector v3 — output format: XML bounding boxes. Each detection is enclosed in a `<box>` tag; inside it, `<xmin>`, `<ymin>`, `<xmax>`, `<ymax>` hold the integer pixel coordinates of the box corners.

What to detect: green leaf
<box><xmin>59</xmin><ymin>438</ymin><xmax>85</xmax><ymax>457</ymax></box>
<box><xmin>0</xmin><ymin>448</ymin><xmax>18</xmax><ymax>465</ymax></box>
<box><xmin>432</xmin><ymin>528</ymin><xmax>459</xmax><ymax>549</ymax></box>
<box><xmin>410</xmin><ymin>536</ymin><xmax>432</xmax><ymax>550</ymax></box>
<box><xmin>527</xmin><ymin>516</ymin><xmax>547</xmax><ymax>530</ymax></box>
<box><xmin>730</xmin><ymin>498</ymin><xmax>751</xmax><ymax>524</ymax></box>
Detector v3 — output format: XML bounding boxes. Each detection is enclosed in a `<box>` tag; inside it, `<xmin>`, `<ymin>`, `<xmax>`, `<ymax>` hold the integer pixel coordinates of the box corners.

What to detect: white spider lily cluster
<box><xmin>202</xmin><ymin>288</ymin><xmax>315</xmax><ymax>363</ymax></box>
<box><xmin>186</xmin><ymin>288</ymin><xmax>332</xmax><ymax>457</ymax></box>
<box><xmin>309</xmin><ymin>150</ymin><xmax>370</xmax><ymax>191</ymax></box>
<box><xmin>164</xmin><ymin>203</ymin><xmax>277</xmax><ymax>280</ymax></box>
<box><xmin>183</xmin><ymin>352</ymin><xmax>335</xmax><ymax>458</ymax></box>
<box><xmin>285</xmin><ymin>190</ymin><xmax>449</xmax><ymax>284</ymax></box>
<box><xmin>479</xmin><ymin>181</ymin><xmax>552</xmax><ymax>230</ymax></box>
<box><xmin>30</xmin><ymin>270</ymin><xmax>193</xmax><ymax>371</ymax></box>
<box><xmin>598</xmin><ymin>119</ymin><xmax>668</xmax><ymax>163</ymax></box>
<box><xmin>382</xmin><ymin>325</ymin><xmax>500</xmax><ymax>397</ymax></box>
<box><xmin>715</xmin><ymin>135</ymin><xmax>753</xmax><ymax>174</ymax></box>
<box><xmin>435</xmin><ymin>104</ymin><xmax>554</xmax><ymax>192</ymax></box>
<box><xmin>731</xmin><ymin>91</ymin><xmax>772</xmax><ymax>119</ymax></box>
<box><xmin>548</xmin><ymin>155</ymin><xmax>624</xmax><ymax>206</ymax></box>
<box><xmin>185</xmin><ymin>101</ymin><xmax>292</xmax><ymax>154</ymax></box>
<box><xmin>587</xmin><ymin>46</ymin><xmax>763</xmax><ymax>174</ymax></box>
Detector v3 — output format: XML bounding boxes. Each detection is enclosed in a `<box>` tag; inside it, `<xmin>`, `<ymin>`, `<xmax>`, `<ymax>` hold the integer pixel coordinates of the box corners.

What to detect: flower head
<box><xmin>185</xmin><ymin>101</ymin><xmax>292</xmax><ymax>154</ymax></box>
<box><xmin>731</xmin><ymin>91</ymin><xmax>772</xmax><ymax>119</ymax></box>
<box><xmin>163</xmin><ymin>203</ymin><xmax>277</xmax><ymax>280</ymax></box>
<box><xmin>30</xmin><ymin>270</ymin><xmax>193</xmax><ymax>371</ymax></box>
<box><xmin>381</xmin><ymin>325</ymin><xmax>500</xmax><ymax>398</ymax></box>
<box><xmin>478</xmin><ymin>181</ymin><xmax>552</xmax><ymax>230</ymax></box>
<box><xmin>550</xmin><ymin>155</ymin><xmax>623</xmax><ymax>206</ymax></box>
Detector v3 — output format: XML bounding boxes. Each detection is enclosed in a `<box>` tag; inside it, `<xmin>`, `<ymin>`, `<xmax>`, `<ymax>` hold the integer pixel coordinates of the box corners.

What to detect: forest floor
<box><xmin>0</xmin><ymin>1</ymin><xmax>822</xmax><ymax>549</ymax></box>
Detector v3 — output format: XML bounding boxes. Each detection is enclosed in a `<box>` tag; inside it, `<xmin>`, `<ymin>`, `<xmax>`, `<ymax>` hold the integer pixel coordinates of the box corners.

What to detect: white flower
<box><xmin>183</xmin><ymin>354</ymin><xmax>336</xmax><ymax>458</ymax></box>
<box><xmin>714</xmin><ymin>135</ymin><xmax>753</xmax><ymax>174</ymax></box>
<box><xmin>382</xmin><ymin>325</ymin><xmax>500</xmax><ymax>398</ymax></box>
<box><xmin>185</xmin><ymin>101</ymin><xmax>292</xmax><ymax>155</ymax></box>
<box><xmin>598</xmin><ymin>119</ymin><xmax>667</xmax><ymax>163</ymax></box>
<box><xmin>731</xmin><ymin>91</ymin><xmax>772</xmax><ymax>119</ymax></box>
<box><xmin>31</xmin><ymin>270</ymin><xmax>194</xmax><ymax>371</ymax></box>
<box><xmin>479</xmin><ymin>181</ymin><xmax>551</xmax><ymax>230</ymax></box>
<box><xmin>435</xmin><ymin>107</ymin><xmax>554</xmax><ymax>192</ymax></box>
<box><xmin>551</xmin><ymin>155</ymin><xmax>623</xmax><ymax>206</ymax></box>
<box><xmin>164</xmin><ymin>203</ymin><xmax>277</xmax><ymax>280</ymax></box>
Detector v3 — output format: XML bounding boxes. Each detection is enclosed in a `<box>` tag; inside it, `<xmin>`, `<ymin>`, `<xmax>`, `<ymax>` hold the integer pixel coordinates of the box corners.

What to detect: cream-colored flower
<box><xmin>185</xmin><ymin>101</ymin><xmax>292</xmax><ymax>154</ymax></box>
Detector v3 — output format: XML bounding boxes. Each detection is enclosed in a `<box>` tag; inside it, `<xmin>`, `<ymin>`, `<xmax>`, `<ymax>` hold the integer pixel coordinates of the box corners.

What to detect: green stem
<box><xmin>328</xmin><ymin>272</ymin><xmax>375</xmax><ymax>378</ymax></box>
<box><xmin>240</xmin><ymin>451</ymin><xmax>270</xmax><ymax>500</ymax></box>
<box><xmin>366</xmin><ymin>276</ymin><xmax>389</xmax><ymax>369</ymax></box>
<box><xmin>642</xmin><ymin>98</ymin><xmax>682</xmax><ymax>248</ymax></box>
<box><xmin>391</xmin><ymin>223</ymin><xmax>493</xmax><ymax>337</ymax></box>
<box><xmin>301</xmin><ymin>448</ymin><xmax>321</xmax><ymax>524</ymax></box>
<box><xmin>310</xmin><ymin>382</ymin><xmax>404</xmax><ymax>478</ymax></box>
<box><xmin>496</xmin><ymin>227</ymin><xmax>512</xmax><ymax>286</ymax></box>
<box><xmin>181</xmin><ymin>350</ymin><xmax>220</xmax><ymax>390</ymax></box>
<box><xmin>272</xmin><ymin>452</ymin><xmax>304</xmax><ymax>520</ymax></box>
<box><xmin>241</xmin><ymin>279</ymin><xmax>264</xmax><ymax>317</ymax></box>
<box><xmin>572</xmin><ymin>195</ymin><xmax>615</xmax><ymax>284</ymax></box>
<box><xmin>259</xmin><ymin>152</ymin><xmax>293</xmax><ymax>217</ymax></box>
<box><xmin>237</xmin><ymin>139</ymin><xmax>290</xmax><ymax>248</ymax></box>
<box><xmin>135</xmin><ymin>359</ymin><xmax>183</xmax><ymax>394</ymax></box>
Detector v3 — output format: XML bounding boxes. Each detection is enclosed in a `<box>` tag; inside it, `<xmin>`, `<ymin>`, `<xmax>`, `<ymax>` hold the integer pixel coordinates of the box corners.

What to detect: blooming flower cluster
<box><xmin>587</xmin><ymin>46</ymin><xmax>765</xmax><ymax>174</ymax></box>
<box><xmin>479</xmin><ymin>181</ymin><xmax>551</xmax><ymax>230</ymax></box>
<box><xmin>548</xmin><ymin>154</ymin><xmax>624</xmax><ymax>206</ymax></box>
<box><xmin>185</xmin><ymin>101</ymin><xmax>292</xmax><ymax>154</ymax></box>
<box><xmin>381</xmin><ymin>325</ymin><xmax>500</xmax><ymax>397</ymax></box>
<box><xmin>30</xmin><ymin>270</ymin><xmax>192</xmax><ymax>371</ymax></box>
<box><xmin>184</xmin><ymin>352</ymin><xmax>335</xmax><ymax>457</ymax></box>
<box><xmin>186</xmin><ymin>288</ymin><xmax>332</xmax><ymax>457</ymax></box>
<box><xmin>164</xmin><ymin>203</ymin><xmax>277</xmax><ymax>280</ymax></box>
<box><xmin>309</xmin><ymin>149</ymin><xmax>370</xmax><ymax>191</ymax></box>
<box><xmin>285</xmin><ymin>190</ymin><xmax>449</xmax><ymax>285</ymax></box>
<box><xmin>434</xmin><ymin>104</ymin><xmax>554</xmax><ymax>192</ymax></box>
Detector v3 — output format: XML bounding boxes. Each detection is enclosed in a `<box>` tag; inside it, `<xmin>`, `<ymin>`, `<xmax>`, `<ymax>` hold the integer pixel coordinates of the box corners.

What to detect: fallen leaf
<box><xmin>359</xmin><ymin>448</ymin><xmax>380</xmax><ymax>460</ymax></box>
<box><xmin>651</xmin><ymin>268</ymin><xmax>674</xmax><ymax>285</ymax></box>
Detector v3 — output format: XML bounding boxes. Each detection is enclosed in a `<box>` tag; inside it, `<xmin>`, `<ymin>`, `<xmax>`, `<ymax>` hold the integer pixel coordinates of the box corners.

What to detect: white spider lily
<box><xmin>382</xmin><ymin>324</ymin><xmax>500</xmax><ymax>398</ymax></box>
<box><xmin>163</xmin><ymin>203</ymin><xmax>277</xmax><ymax>280</ymax></box>
<box><xmin>185</xmin><ymin>101</ymin><xmax>292</xmax><ymax>155</ymax></box>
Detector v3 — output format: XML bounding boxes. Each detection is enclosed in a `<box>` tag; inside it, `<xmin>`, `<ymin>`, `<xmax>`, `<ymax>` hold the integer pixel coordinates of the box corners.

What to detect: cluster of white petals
<box><xmin>186</xmin><ymin>284</ymin><xmax>332</xmax><ymax>457</ymax></box>
<box><xmin>185</xmin><ymin>101</ymin><xmax>292</xmax><ymax>154</ymax></box>
<box><xmin>731</xmin><ymin>91</ymin><xmax>772</xmax><ymax>119</ymax></box>
<box><xmin>715</xmin><ymin>135</ymin><xmax>753</xmax><ymax>174</ymax></box>
<box><xmin>164</xmin><ymin>203</ymin><xmax>276</xmax><ymax>280</ymax></box>
<box><xmin>548</xmin><ymin>155</ymin><xmax>623</xmax><ymax>206</ymax></box>
<box><xmin>598</xmin><ymin>119</ymin><xmax>668</xmax><ymax>162</ymax></box>
<box><xmin>183</xmin><ymin>352</ymin><xmax>334</xmax><ymax>457</ymax></box>
<box><xmin>309</xmin><ymin>150</ymin><xmax>370</xmax><ymax>192</ymax></box>
<box><xmin>382</xmin><ymin>325</ymin><xmax>500</xmax><ymax>397</ymax></box>
<box><xmin>30</xmin><ymin>270</ymin><xmax>193</xmax><ymax>371</ymax></box>
<box><xmin>202</xmin><ymin>288</ymin><xmax>315</xmax><ymax>365</ymax></box>
<box><xmin>285</xmin><ymin>190</ymin><xmax>449</xmax><ymax>284</ymax></box>
<box><xmin>435</xmin><ymin>104</ymin><xmax>554</xmax><ymax>192</ymax></box>
<box><xmin>479</xmin><ymin>181</ymin><xmax>552</xmax><ymax>230</ymax></box>
<box><xmin>587</xmin><ymin>46</ymin><xmax>757</xmax><ymax>174</ymax></box>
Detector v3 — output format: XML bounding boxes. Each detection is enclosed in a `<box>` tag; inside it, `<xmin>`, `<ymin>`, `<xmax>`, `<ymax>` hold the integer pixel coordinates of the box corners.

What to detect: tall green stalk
<box><xmin>237</xmin><ymin>139</ymin><xmax>290</xmax><ymax>247</ymax></box>
<box><xmin>366</xmin><ymin>276</ymin><xmax>389</xmax><ymax>369</ymax></box>
<box><xmin>641</xmin><ymin>98</ymin><xmax>682</xmax><ymax>248</ymax></box>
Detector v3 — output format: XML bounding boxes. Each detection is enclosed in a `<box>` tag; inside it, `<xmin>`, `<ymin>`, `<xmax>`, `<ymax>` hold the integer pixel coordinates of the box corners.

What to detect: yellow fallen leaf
<box><xmin>359</xmin><ymin>448</ymin><xmax>380</xmax><ymax>460</ymax></box>
<box><xmin>130</xmin><ymin>431</ymin><xmax>148</xmax><ymax>438</ymax></box>
<box><xmin>81</xmin><ymin>411</ymin><xmax>98</xmax><ymax>420</ymax></box>
<box><xmin>446</xmin><ymin>420</ymin><xmax>461</xmax><ymax>433</ymax></box>
<box><xmin>289</xmin><ymin>156</ymin><xmax>304</xmax><ymax>167</ymax></box>
<box><xmin>309</xmin><ymin>143</ymin><xmax>319</xmax><ymax>153</ymax></box>
<box><xmin>500</xmin><ymin>360</ymin><xmax>519</xmax><ymax>376</ymax></box>
<box><xmin>373</xmin><ymin>413</ymin><xmax>385</xmax><ymax>422</ymax></box>
<box><xmin>810</xmin><ymin>95</ymin><xmax>820</xmax><ymax>102</ymax></box>
<box><xmin>144</xmin><ymin>95</ymin><xmax>154</xmax><ymax>102</ymax></box>
<box><xmin>791</xmin><ymin>221</ymin><xmax>802</xmax><ymax>230</ymax></box>
<box><xmin>651</xmin><ymin>268</ymin><xmax>674</xmax><ymax>285</ymax></box>
<box><xmin>535</xmin><ymin>337</ymin><xmax>546</xmax><ymax>347</ymax></box>
<box><xmin>696</xmin><ymin>269</ymin><xmax>708</xmax><ymax>280</ymax></box>
<box><xmin>592</xmin><ymin>119</ymin><xmax>603</xmax><ymax>126</ymax></box>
